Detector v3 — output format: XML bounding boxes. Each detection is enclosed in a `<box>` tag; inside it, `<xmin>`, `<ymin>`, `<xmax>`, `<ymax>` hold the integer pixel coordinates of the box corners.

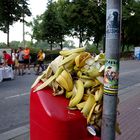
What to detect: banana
<box><xmin>82</xmin><ymin>94</ymin><xmax>89</xmax><ymax>101</ymax></box>
<box><xmin>77</xmin><ymin>71</ymin><xmax>93</xmax><ymax>79</ymax></box>
<box><xmin>81</xmin><ymin>93</ymin><xmax>96</xmax><ymax>117</ymax></box>
<box><xmin>31</xmin><ymin>65</ymin><xmax>52</xmax><ymax>88</ymax></box>
<box><xmin>61</xmin><ymin>70</ymin><xmax>73</xmax><ymax>91</ymax></box>
<box><xmin>63</xmin><ymin>59</ymin><xmax>75</xmax><ymax>72</ymax></box>
<box><xmin>115</xmin><ymin>122</ymin><xmax>121</xmax><ymax>135</ymax></box>
<box><xmin>59</xmin><ymin>53</ymin><xmax>79</xmax><ymax>66</ymax></box>
<box><xmin>31</xmin><ymin>74</ymin><xmax>43</xmax><ymax>88</ymax></box>
<box><xmin>94</xmin><ymin>85</ymin><xmax>103</xmax><ymax>102</ymax></box>
<box><xmin>99</xmin><ymin>65</ymin><xmax>105</xmax><ymax>73</ymax></box>
<box><xmin>87</xmin><ymin>103</ymin><xmax>97</xmax><ymax>123</ymax></box>
<box><xmin>65</xmin><ymin>90</ymin><xmax>74</xmax><ymax>98</ymax></box>
<box><xmin>94</xmin><ymin>53</ymin><xmax>105</xmax><ymax>62</ymax></box>
<box><xmin>69</xmin><ymin>79</ymin><xmax>84</xmax><ymax>107</ymax></box>
<box><xmin>96</xmin><ymin>76</ymin><xmax>104</xmax><ymax>85</ymax></box>
<box><xmin>84</xmin><ymin>80</ymin><xmax>96</xmax><ymax>88</ymax></box>
<box><xmin>50</xmin><ymin>55</ymin><xmax>63</xmax><ymax>73</ymax></box>
<box><xmin>75</xmin><ymin>52</ymin><xmax>91</xmax><ymax>68</ymax></box>
<box><xmin>52</xmin><ymin>81</ymin><xmax>64</xmax><ymax>96</ymax></box>
<box><xmin>59</xmin><ymin>47</ymin><xmax>85</xmax><ymax>56</ymax></box>
<box><xmin>93</xmin><ymin>103</ymin><xmax>102</xmax><ymax>114</ymax></box>
<box><xmin>56</xmin><ymin>75</ymin><xmax>70</xmax><ymax>91</ymax></box>
<box><xmin>76</xmin><ymin>101</ymin><xmax>86</xmax><ymax>110</ymax></box>
<box><xmin>87</xmin><ymin>67</ymin><xmax>101</xmax><ymax>78</ymax></box>
<box><xmin>34</xmin><ymin>66</ymin><xmax>64</xmax><ymax>92</ymax></box>
<box><xmin>56</xmin><ymin>70</ymin><xmax>73</xmax><ymax>91</ymax></box>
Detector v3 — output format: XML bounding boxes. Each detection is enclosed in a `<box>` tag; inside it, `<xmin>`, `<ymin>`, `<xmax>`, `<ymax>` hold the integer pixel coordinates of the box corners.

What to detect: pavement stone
<box><xmin>116</xmin><ymin>83</ymin><xmax>140</xmax><ymax>140</ymax></box>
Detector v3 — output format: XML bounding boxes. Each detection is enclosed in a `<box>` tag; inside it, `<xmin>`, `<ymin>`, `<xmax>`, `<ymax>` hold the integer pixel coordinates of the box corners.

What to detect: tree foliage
<box><xmin>122</xmin><ymin>0</ymin><xmax>140</xmax><ymax>51</ymax></box>
<box><xmin>0</xmin><ymin>0</ymin><xmax>31</xmax><ymax>46</ymax></box>
<box><xmin>31</xmin><ymin>0</ymin><xmax>140</xmax><ymax>51</ymax></box>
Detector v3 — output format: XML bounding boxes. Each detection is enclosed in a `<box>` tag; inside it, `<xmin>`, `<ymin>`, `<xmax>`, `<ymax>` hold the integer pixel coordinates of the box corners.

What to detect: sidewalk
<box><xmin>116</xmin><ymin>83</ymin><xmax>140</xmax><ymax>140</ymax></box>
<box><xmin>0</xmin><ymin>83</ymin><xmax>140</xmax><ymax>140</ymax></box>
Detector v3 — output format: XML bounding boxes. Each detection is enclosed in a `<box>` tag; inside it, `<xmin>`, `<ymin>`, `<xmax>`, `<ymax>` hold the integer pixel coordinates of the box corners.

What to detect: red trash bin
<box><xmin>30</xmin><ymin>83</ymin><xmax>101</xmax><ymax>140</ymax></box>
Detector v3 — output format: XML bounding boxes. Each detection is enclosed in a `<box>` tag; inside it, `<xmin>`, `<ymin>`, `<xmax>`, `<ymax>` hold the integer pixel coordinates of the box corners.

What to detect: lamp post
<box><xmin>101</xmin><ymin>0</ymin><xmax>122</xmax><ymax>140</ymax></box>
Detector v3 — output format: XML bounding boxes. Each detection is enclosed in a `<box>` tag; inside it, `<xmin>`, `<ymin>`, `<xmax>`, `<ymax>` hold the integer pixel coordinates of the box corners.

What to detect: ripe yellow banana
<box><xmin>59</xmin><ymin>47</ymin><xmax>85</xmax><ymax>56</ymax></box>
<box><xmin>61</xmin><ymin>70</ymin><xmax>73</xmax><ymax>91</ymax></box>
<box><xmin>87</xmin><ymin>103</ymin><xmax>97</xmax><ymax>123</ymax></box>
<box><xmin>115</xmin><ymin>122</ymin><xmax>121</xmax><ymax>135</ymax></box>
<box><xmin>94</xmin><ymin>85</ymin><xmax>103</xmax><ymax>102</ymax></box>
<box><xmin>52</xmin><ymin>81</ymin><xmax>64</xmax><ymax>96</ymax></box>
<box><xmin>94</xmin><ymin>103</ymin><xmax>102</xmax><ymax>114</ymax></box>
<box><xmin>63</xmin><ymin>59</ymin><xmax>75</xmax><ymax>72</ymax></box>
<box><xmin>56</xmin><ymin>75</ymin><xmax>70</xmax><ymax>91</ymax></box>
<box><xmin>31</xmin><ymin>65</ymin><xmax>52</xmax><ymax>88</ymax></box>
<box><xmin>87</xmin><ymin>67</ymin><xmax>101</xmax><ymax>78</ymax></box>
<box><xmin>76</xmin><ymin>101</ymin><xmax>86</xmax><ymax>110</ymax></box>
<box><xmin>50</xmin><ymin>55</ymin><xmax>63</xmax><ymax>73</ymax></box>
<box><xmin>65</xmin><ymin>90</ymin><xmax>74</xmax><ymax>98</ymax></box>
<box><xmin>94</xmin><ymin>53</ymin><xmax>105</xmax><ymax>62</ymax></box>
<box><xmin>75</xmin><ymin>52</ymin><xmax>91</xmax><ymax>68</ymax></box>
<box><xmin>81</xmin><ymin>93</ymin><xmax>96</xmax><ymax>117</ymax></box>
<box><xmin>77</xmin><ymin>71</ymin><xmax>92</xmax><ymax>79</ymax></box>
<box><xmin>59</xmin><ymin>53</ymin><xmax>79</xmax><ymax>66</ymax></box>
<box><xmin>69</xmin><ymin>79</ymin><xmax>84</xmax><ymax>107</ymax></box>
<box><xmin>34</xmin><ymin>66</ymin><xmax>64</xmax><ymax>92</ymax></box>
<box><xmin>96</xmin><ymin>76</ymin><xmax>104</xmax><ymax>85</ymax></box>
<box><xmin>84</xmin><ymin>80</ymin><xmax>96</xmax><ymax>88</ymax></box>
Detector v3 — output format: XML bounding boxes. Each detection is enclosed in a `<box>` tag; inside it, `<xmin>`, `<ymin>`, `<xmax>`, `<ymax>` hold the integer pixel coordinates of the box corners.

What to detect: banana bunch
<box><xmin>32</xmin><ymin>47</ymin><xmax>121</xmax><ymax>136</ymax></box>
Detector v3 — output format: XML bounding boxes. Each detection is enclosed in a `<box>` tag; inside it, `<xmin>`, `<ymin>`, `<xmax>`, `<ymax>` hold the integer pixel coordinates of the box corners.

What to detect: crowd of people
<box><xmin>1</xmin><ymin>47</ymin><xmax>46</xmax><ymax>76</ymax></box>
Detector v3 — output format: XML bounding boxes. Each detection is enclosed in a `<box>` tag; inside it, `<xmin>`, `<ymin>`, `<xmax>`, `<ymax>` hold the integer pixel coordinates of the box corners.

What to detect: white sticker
<box><xmin>106</xmin><ymin>9</ymin><xmax>120</xmax><ymax>39</ymax></box>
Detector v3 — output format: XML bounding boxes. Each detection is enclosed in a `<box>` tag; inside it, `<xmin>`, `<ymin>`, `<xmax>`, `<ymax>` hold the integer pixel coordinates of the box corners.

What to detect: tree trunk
<box><xmin>96</xmin><ymin>42</ymin><xmax>99</xmax><ymax>49</ymax></box>
<box><xmin>60</xmin><ymin>41</ymin><xmax>63</xmax><ymax>50</ymax></box>
<box><xmin>103</xmin><ymin>35</ymin><xmax>105</xmax><ymax>53</ymax></box>
<box><xmin>121</xmin><ymin>28</ymin><xmax>125</xmax><ymax>52</ymax></box>
<box><xmin>7</xmin><ymin>24</ymin><xmax>10</xmax><ymax>48</ymax></box>
<box><xmin>50</xmin><ymin>42</ymin><xmax>53</xmax><ymax>50</ymax></box>
<box><xmin>79</xmin><ymin>29</ymin><xmax>83</xmax><ymax>48</ymax></box>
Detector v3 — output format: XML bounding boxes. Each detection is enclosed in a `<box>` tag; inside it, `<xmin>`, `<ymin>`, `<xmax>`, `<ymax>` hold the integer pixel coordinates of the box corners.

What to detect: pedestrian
<box><xmin>11</xmin><ymin>49</ymin><xmax>17</xmax><ymax>70</ymax></box>
<box><xmin>36</xmin><ymin>49</ymin><xmax>45</xmax><ymax>75</ymax></box>
<box><xmin>14</xmin><ymin>50</ymin><xmax>20</xmax><ymax>75</ymax></box>
<box><xmin>17</xmin><ymin>47</ymin><xmax>24</xmax><ymax>76</ymax></box>
<box><xmin>2</xmin><ymin>50</ymin><xmax>13</xmax><ymax>67</ymax></box>
<box><xmin>23</xmin><ymin>46</ymin><xmax>30</xmax><ymax>74</ymax></box>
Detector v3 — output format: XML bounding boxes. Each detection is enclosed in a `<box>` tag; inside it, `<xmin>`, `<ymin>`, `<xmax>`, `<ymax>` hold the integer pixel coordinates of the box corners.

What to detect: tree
<box><xmin>31</xmin><ymin>0</ymin><xmax>106</xmax><ymax>49</ymax></box>
<box><xmin>61</xmin><ymin>0</ymin><xmax>106</xmax><ymax>47</ymax></box>
<box><xmin>41</xmin><ymin>1</ymin><xmax>69</xmax><ymax>50</ymax></box>
<box><xmin>0</xmin><ymin>0</ymin><xmax>31</xmax><ymax>47</ymax></box>
<box><xmin>122</xmin><ymin>0</ymin><xmax>140</xmax><ymax>52</ymax></box>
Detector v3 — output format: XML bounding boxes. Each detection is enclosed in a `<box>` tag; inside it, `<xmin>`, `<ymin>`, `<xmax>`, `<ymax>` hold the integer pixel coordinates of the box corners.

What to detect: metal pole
<box><xmin>101</xmin><ymin>0</ymin><xmax>122</xmax><ymax>140</ymax></box>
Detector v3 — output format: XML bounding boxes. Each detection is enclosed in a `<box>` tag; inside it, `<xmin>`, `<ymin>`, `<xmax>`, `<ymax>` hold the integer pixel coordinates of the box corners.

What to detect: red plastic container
<box><xmin>30</xmin><ymin>83</ymin><xmax>101</xmax><ymax>140</ymax></box>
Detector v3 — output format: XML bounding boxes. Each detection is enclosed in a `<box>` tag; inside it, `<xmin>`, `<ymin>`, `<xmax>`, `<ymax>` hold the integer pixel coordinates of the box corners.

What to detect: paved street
<box><xmin>0</xmin><ymin>70</ymin><xmax>37</xmax><ymax>134</ymax></box>
<box><xmin>0</xmin><ymin>60</ymin><xmax>140</xmax><ymax>140</ymax></box>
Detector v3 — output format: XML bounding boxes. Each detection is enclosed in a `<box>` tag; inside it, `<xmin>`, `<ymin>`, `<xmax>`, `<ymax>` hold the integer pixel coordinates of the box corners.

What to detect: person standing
<box><xmin>2</xmin><ymin>50</ymin><xmax>13</xmax><ymax>67</ymax></box>
<box><xmin>23</xmin><ymin>46</ymin><xmax>30</xmax><ymax>74</ymax></box>
<box><xmin>36</xmin><ymin>49</ymin><xmax>45</xmax><ymax>75</ymax></box>
<box><xmin>18</xmin><ymin>47</ymin><xmax>24</xmax><ymax>76</ymax></box>
<box><xmin>11</xmin><ymin>49</ymin><xmax>17</xmax><ymax>70</ymax></box>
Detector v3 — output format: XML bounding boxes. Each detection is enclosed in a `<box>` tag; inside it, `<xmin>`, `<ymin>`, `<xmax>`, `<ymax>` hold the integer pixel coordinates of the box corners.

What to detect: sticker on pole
<box><xmin>106</xmin><ymin>9</ymin><xmax>120</xmax><ymax>39</ymax></box>
<box><xmin>104</xmin><ymin>59</ymin><xmax>119</xmax><ymax>95</ymax></box>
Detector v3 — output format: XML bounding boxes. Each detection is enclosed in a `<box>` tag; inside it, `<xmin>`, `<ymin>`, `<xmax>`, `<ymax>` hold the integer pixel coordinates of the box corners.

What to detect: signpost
<box><xmin>101</xmin><ymin>0</ymin><xmax>122</xmax><ymax>140</ymax></box>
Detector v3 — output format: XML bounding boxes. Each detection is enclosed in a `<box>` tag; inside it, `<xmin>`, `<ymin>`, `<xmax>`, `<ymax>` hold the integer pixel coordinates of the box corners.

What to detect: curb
<box><xmin>0</xmin><ymin>124</ymin><xmax>29</xmax><ymax>140</ymax></box>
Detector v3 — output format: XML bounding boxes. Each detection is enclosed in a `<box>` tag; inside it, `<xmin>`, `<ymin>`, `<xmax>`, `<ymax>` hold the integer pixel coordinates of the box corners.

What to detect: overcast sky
<box><xmin>0</xmin><ymin>0</ymin><xmax>47</xmax><ymax>43</ymax></box>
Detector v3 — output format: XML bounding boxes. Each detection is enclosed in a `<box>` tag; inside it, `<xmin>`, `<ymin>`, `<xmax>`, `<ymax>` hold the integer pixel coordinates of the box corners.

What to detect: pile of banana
<box><xmin>32</xmin><ymin>47</ymin><xmax>121</xmax><ymax>136</ymax></box>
